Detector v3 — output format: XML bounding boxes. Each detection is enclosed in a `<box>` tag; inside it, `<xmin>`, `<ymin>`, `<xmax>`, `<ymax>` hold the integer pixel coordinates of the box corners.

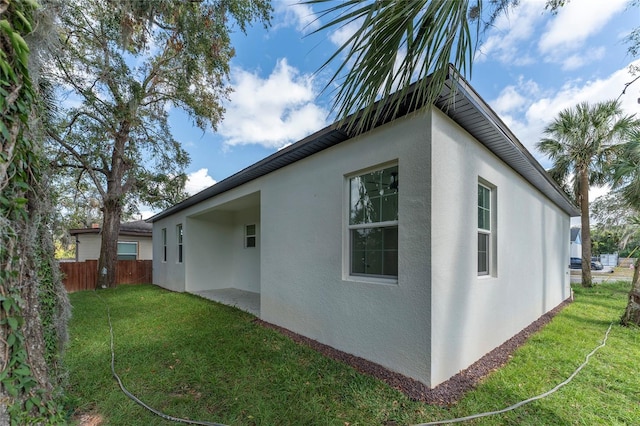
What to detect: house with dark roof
<box><xmin>70</xmin><ymin>220</ymin><xmax>153</xmax><ymax>262</ymax></box>
<box><xmin>148</xmin><ymin>66</ymin><xmax>579</xmax><ymax>388</ymax></box>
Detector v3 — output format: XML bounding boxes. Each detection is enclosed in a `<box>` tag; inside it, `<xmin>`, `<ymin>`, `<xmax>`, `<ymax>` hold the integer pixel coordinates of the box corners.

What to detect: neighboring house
<box><xmin>570</xmin><ymin>227</ymin><xmax>582</xmax><ymax>258</ymax></box>
<box><xmin>148</xmin><ymin>67</ymin><xmax>579</xmax><ymax>388</ymax></box>
<box><xmin>70</xmin><ymin>220</ymin><xmax>153</xmax><ymax>262</ymax></box>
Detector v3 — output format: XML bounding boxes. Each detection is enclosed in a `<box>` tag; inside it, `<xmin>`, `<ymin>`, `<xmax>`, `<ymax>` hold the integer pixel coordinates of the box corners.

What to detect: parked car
<box><xmin>570</xmin><ymin>257</ymin><xmax>603</xmax><ymax>270</ymax></box>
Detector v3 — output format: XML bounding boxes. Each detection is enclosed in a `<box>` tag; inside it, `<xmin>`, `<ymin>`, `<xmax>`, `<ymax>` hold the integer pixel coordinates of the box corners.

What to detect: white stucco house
<box><xmin>570</xmin><ymin>227</ymin><xmax>582</xmax><ymax>258</ymax></box>
<box><xmin>70</xmin><ymin>220</ymin><xmax>153</xmax><ymax>262</ymax></box>
<box><xmin>148</xmin><ymin>68</ymin><xmax>579</xmax><ymax>388</ymax></box>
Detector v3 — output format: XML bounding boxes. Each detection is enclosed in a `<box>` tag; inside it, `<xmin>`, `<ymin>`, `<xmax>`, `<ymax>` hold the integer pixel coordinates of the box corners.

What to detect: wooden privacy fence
<box><xmin>60</xmin><ymin>260</ymin><xmax>152</xmax><ymax>292</ymax></box>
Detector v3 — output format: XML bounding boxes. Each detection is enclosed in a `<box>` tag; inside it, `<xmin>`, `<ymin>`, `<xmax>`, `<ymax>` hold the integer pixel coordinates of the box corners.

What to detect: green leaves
<box><xmin>48</xmin><ymin>0</ymin><xmax>272</xmax><ymax>220</ymax></box>
<box><xmin>308</xmin><ymin>0</ymin><xmax>514</xmax><ymax>134</ymax></box>
<box><xmin>538</xmin><ymin>99</ymin><xmax>639</xmax><ymax>200</ymax></box>
<box><xmin>0</xmin><ymin>1</ymin><xmax>68</xmax><ymax>423</ymax></box>
<box><xmin>0</xmin><ymin>18</ymin><xmax>30</xmax><ymax>77</ymax></box>
<box><xmin>537</xmin><ymin>99</ymin><xmax>640</xmax><ymax>287</ymax></box>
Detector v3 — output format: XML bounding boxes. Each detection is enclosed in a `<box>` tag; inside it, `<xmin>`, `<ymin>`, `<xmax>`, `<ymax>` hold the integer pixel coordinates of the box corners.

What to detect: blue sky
<box><xmin>161</xmin><ymin>0</ymin><xmax>639</xmax><ymax>214</ymax></box>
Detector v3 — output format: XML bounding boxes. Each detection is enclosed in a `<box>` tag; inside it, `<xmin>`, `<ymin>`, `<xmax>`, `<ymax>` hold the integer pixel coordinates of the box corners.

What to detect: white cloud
<box><xmin>274</xmin><ymin>1</ymin><xmax>320</xmax><ymax>34</ymax></box>
<box><xmin>185</xmin><ymin>168</ymin><xmax>216</xmax><ymax>195</ymax></box>
<box><xmin>488</xmin><ymin>59</ymin><xmax>640</xmax><ymax>166</ymax></box>
<box><xmin>590</xmin><ymin>184</ymin><xmax>610</xmax><ymax>202</ymax></box>
<box><xmin>560</xmin><ymin>47</ymin><xmax>606</xmax><ymax>71</ymax></box>
<box><xmin>329</xmin><ymin>18</ymin><xmax>363</xmax><ymax>47</ymax></box>
<box><xmin>478</xmin><ymin>1</ymin><xmax>629</xmax><ymax>69</ymax></box>
<box><xmin>475</xmin><ymin>1</ymin><xmax>545</xmax><ymax>65</ymax></box>
<box><xmin>538</xmin><ymin>0</ymin><xmax>628</xmax><ymax>55</ymax></box>
<box><xmin>218</xmin><ymin>58</ymin><xmax>328</xmax><ymax>148</ymax></box>
<box><xmin>491</xmin><ymin>84</ymin><xmax>529</xmax><ymax>114</ymax></box>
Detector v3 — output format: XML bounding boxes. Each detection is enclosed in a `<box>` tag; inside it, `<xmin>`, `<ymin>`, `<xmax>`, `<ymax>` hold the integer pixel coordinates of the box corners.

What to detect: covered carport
<box><xmin>185</xmin><ymin>191</ymin><xmax>261</xmax><ymax>315</ymax></box>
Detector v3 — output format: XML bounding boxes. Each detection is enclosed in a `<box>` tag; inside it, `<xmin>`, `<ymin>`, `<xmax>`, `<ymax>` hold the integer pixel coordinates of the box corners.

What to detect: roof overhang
<box><xmin>148</xmin><ymin>65</ymin><xmax>579</xmax><ymax>222</ymax></box>
<box><xmin>70</xmin><ymin>228</ymin><xmax>152</xmax><ymax>237</ymax></box>
<box><xmin>435</xmin><ymin>68</ymin><xmax>579</xmax><ymax>217</ymax></box>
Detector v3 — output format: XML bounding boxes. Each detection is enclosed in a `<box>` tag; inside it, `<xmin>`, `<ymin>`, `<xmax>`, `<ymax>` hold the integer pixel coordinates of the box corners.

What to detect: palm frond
<box><xmin>308</xmin><ymin>0</ymin><xmax>484</xmax><ymax>134</ymax></box>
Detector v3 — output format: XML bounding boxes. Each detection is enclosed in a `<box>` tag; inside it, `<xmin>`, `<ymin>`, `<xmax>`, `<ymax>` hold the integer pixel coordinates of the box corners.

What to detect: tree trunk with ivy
<box><xmin>0</xmin><ymin>0</ymin><xmax>70</xmax><ymax>422</ymax></box>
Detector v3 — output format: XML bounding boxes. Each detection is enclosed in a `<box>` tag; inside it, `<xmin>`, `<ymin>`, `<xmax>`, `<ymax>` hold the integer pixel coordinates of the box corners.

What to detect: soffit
<box><xmin>149</xmin><ymin>66</ymin><xmax>579</xmax><ymax>222</ymax></box>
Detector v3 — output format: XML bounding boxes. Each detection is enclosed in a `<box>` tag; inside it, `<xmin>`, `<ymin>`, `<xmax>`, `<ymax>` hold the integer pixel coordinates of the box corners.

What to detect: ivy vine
<box><xmin>1</xmin><ymin>0</ymin><xmax>66</xmax><ymax>423</ymax></box>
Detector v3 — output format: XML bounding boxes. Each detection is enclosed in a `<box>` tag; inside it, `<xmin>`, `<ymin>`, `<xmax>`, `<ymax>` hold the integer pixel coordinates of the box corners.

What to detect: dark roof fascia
<box><xmin>147</xmin><ymin>81</ymin><xmax>430</xmax><ymax>223</ymax></box>
<box><xmin>148</xmin><ymin>123</ymin><xmax>351</xmax><ymax>222</ymax></box>
<box><xmin>148</xmin><ymin>65</ymin><xmax>579</xmax><ymax>222</ymax></box>
<box><xmin>70</xmin><ymin>221</ymin><xmax>152</xmax><ymax>237</ymax></box>
<box><xmin>69</xmin><ymin>228</ymin><xmax>101</xmax><ymax>236</ymax></box>
<box><xmin>438</xmin><ymin>67</ymin><xmax>579</xmax><ymax>216</ymax></box>
<box><xmin>70</xmin><ymin>228</ymin><xmax>152</xmax><ymax>237</ymax></box>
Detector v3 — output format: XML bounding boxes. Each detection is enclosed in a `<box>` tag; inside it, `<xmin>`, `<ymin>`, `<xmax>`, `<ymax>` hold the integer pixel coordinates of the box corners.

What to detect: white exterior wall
<box><xmin>152</xmin><ymin>110</ymin><xmax>434</xmax><ymax>383</ymax></box>
<box><xmin>151</xmin><ymin>106</ymin><xmax>572</xmax><ymax>387</ymax></box>
<box><xmin>76</xmin><ymin>234</ymin><xmax>101</xmax><ymax>261</ymax></box>
<box><xmin>259</xmin><ymin>111</ymin><xmax>432</xmax><ymax>384</ymax></box>
<box><xmin>152</xmin><ymin>188</ymin><xmax>262</xmax><ymax>293</ymax></box>
<box><xmin>187</xmin><ymin>202</ymin><xmax>260</xmax><ymax>293</ymax></box>
<box><xmin>429</xmin><ymin>109</ymin><xmax>571</xmax><ymax>386</ymax></box>
<box><xmin>152</xmin><ymin>216</ymin><xmax>187</xmax><ymax>292</ymax></box>
<box><xmin>570</xmin><ymin>241</ymin><xmax>581</xmax><ymax>258</ymax></box>
<box><xmin>76</xmin><ymin>234</ymin><xmax>152</xmax><ymax>261</ymax></box>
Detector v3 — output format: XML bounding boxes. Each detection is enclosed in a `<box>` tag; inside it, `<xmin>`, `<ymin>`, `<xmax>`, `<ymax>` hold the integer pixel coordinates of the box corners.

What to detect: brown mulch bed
<box><xmin>255</xmin><ymin>298</ymin><xmax>571</xmax><ymax>405</ymax></box>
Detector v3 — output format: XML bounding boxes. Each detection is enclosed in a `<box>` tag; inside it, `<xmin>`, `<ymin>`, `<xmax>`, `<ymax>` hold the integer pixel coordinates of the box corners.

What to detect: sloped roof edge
<box><xmin>148</xmin><ymin>66</ymin><xmax>579</xmax><ymax>222</ymax></box>
<box><xmin>70</xmin><ymin>220</ymin><xmax>152</xmax><ymax>236</ymax></box>
<box><xmin>437</xmin><ymin>68</ymin><xmax>579</xmax><ymax>216</ymax></box>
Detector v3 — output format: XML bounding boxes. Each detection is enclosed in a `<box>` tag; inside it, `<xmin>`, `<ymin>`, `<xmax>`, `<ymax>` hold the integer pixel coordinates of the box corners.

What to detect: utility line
<box><xmin>96</xmin><ymin>290</ymin><xmax>614</xmax><ymax>426</ymax></box>
<box><xmin>95</xmin><ymin>291</ymin><xmax>226</xmax><ymax>426</ymax></box>
<box><xmin>413</xmin><ymin>322</ymin><xmax>614</xmax><ymax>425</ymax></box>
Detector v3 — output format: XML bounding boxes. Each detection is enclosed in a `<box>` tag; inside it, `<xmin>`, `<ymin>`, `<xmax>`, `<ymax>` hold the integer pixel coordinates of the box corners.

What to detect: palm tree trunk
<box><xmin>579</xmin><ymin>169</ymin><xmax>593</xmax><ymax>287</ymax></box>
<box><xmin>621</xmin><ymin>260</ymin><xmax>640</xmax><ymax>326</ymax></box>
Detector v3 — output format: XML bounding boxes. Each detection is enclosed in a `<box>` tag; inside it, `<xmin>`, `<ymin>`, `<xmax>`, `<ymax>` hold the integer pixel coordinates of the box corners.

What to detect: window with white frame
<box><xmin>161</xmin><ymin>228</ymin><xmax>167</xmax><ymax>262</ymax></box>
<box><xmin>117</xmin><ymin>241</ymin><xmax>138</xmax><ymax>260</ymax></box>
<box><xmin>349</xmin><ymin>165</ymin><xmax>398</xmax><ymax>278</ymax></box>
<box><xmin>177</xmin><ymin>223</ymin><xmax>183</xmax><ymax>263</ymax></box>
<box><xmin>477</xmin><ymin>181</ymin><xmax>495</xmax><ymax>276</ymax></box>
<box><xmin>245</xmin><ymin>224</ymin><xmax>256</xmax><ymax>248</ymax></box>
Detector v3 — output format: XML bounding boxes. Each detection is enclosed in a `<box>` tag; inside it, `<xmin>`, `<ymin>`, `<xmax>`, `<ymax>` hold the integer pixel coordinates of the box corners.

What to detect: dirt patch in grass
<box><xmin>74</xmin><ymin>413</ymin><xmax>104</xmax><ymax>426</ymax></box>
<box><xmin>256</xmin><ymin>298</ymin><xmax>571</xmax><ymax>405</ymax></box>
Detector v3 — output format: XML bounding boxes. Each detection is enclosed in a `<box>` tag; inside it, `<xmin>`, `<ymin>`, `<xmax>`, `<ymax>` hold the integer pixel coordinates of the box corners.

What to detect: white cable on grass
<box><xmin>413</xmin><ymin>322</ymin><xmax>614</xmax><ymax>425</ymax></box>
<box><xmin>95</xmin><ymin>291</ymin><xmax>227</xmax><ymax>426</ymax></box>
<box><xmin>95</xmin><ymin>290</ymin><xmax>614</xmax><ymax>426</ymax></box>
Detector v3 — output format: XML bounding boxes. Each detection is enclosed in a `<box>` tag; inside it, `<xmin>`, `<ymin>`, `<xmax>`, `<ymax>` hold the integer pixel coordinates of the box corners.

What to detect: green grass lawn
<box><xmin>64</xmin><ymin>283</ymin><xmax>640</xmax><ymax>425</ymax></box>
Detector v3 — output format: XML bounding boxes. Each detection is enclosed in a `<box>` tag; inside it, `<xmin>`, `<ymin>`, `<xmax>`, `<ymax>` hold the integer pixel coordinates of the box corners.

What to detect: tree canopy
<box><xmin>46</xmin><ymin>0</ymin><xmax>271</xmax><ymax>288</ymax></box>
<box><xmin>307</xmin><ymin>0</ymin><xmax>582</xmax><ymax>134</ymax></box>
<box><xmin>537</xmin><ymin>100</ymin><xmax>638</xmax><ymax>287</ymax></box>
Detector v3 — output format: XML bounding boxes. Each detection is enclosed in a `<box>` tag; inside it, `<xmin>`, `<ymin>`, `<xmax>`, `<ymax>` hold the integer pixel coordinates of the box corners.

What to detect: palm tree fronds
<box><xmin>308</xmin><ymin>0</ymin><xmax>482</xmax><ymax>134</ymax></box>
